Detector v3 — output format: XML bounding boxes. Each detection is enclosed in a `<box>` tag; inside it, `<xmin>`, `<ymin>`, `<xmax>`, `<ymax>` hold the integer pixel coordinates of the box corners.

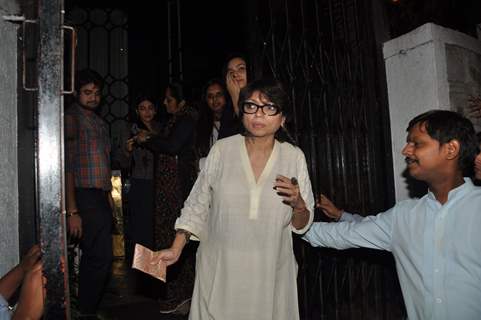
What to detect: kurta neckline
<box><xmin>240</xmin><ymin>136</ymin><xmax>279</xmax><ymax>220</ymax></box>
<box><xmin>240</xmin><ymin>136</ymin><xmax>279</xmax><ymax>187</ymax></box>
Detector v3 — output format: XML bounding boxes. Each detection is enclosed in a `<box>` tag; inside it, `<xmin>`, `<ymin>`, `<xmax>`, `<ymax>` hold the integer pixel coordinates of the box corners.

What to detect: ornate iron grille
<box><xmin>249</xmin><ymin>0</ymin><xmax>404</xmax><ymax>319</ymax></box>
<box><xmin>66</xmin><ymin>7</ymin><xmax>129</xmax><ymax>155</ymax></box>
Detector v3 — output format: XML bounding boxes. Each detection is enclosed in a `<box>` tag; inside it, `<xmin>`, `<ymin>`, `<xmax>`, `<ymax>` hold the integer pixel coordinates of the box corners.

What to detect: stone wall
<box><xmin>446</xmin><ymin>44</ymin><xmax>481</xmax><ymax>132</ymax></box>
<box><xmin>383</xmin><ymin>23</ymin><xmax>481</xmax><ymax>201</ymax></box>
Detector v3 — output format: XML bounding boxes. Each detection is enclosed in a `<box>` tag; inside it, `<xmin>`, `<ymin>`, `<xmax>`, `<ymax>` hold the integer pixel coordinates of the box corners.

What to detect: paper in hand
<box><xmin>132</xmin><ymin>243</ymin><xmax>167</xmax><ymax>282</ymax></box>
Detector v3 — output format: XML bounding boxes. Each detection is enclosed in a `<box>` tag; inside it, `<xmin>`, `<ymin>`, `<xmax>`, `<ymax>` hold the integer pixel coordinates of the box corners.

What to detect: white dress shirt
<box><xmin>304</xmin><ymin>178</ymin><xmax>481</xmax><ymax>320</ymax></box>
<box><xmin>0</xmin><ymin>295</ymin><xmax>11</xmax><ymax>320</ymax></box>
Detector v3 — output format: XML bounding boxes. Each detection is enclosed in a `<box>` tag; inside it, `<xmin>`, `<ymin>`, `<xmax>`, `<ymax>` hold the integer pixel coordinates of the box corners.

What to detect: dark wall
<box><xmin>385</xmin><ymin>0</ymin><xmax>481</xmax><ymax>38</ymax></box>
<box><xmin>65</xmin><ymin>0</ymin><xmax>249</xmax><ymax>110</ymax></box>
<box><xmin>128</xmin><ymin>0</ymin><xmax>249</xmax><ymax>105</ymax></box>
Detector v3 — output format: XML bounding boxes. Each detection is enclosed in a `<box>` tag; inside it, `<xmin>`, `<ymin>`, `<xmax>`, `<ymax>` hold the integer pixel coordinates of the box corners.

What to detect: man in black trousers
<box><xmin>65</xmin><ymin>69</ymin><xmax>113</xmax><ymax>318</ymax></box>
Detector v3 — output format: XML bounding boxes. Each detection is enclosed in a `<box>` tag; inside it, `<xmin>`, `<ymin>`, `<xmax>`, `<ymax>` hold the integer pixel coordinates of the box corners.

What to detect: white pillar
<box><xmin>383</xmin><ymin>23</ymin><xmax>481</xmax><ymax>201</ymax></box>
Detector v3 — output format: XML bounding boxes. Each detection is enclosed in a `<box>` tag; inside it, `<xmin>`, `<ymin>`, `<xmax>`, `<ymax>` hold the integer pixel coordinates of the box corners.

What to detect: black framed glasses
<box><xmin>241</xmin><ymin>101</ymin><xmax>281</xmax><ymax>116</ymax></box>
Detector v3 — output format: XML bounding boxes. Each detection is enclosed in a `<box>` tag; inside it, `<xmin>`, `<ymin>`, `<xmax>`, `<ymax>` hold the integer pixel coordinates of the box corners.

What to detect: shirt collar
<box><xmin>75</xmin><ymin>102</ymin><xmax>98</xmax><ymax>117</ymax></box>
<box><xmin>427</xmin><ymin>177</ymin><xmax>474</xmax><ymax>204</ymax></box>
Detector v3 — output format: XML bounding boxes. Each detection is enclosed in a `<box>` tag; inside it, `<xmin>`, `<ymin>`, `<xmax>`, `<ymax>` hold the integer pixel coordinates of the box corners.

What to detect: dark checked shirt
<box><xmin>65</xmin><ymin>103</ymin><xmax>112</xmax><ymax>191</ymax></box>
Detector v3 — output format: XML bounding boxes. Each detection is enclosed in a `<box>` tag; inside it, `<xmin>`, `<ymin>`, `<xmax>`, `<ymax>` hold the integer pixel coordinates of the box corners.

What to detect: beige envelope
<box><xmin>132</xmin><ymin>243</ymin><xmax>167</xmax><ymax>282</ymax></box>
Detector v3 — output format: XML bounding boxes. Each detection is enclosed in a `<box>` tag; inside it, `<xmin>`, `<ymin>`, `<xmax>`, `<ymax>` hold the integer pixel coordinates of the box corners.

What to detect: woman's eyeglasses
<box><xmin>241</xmin><ymin>102</ymin><xmax>281</xmax><ymax>116</ymax></box>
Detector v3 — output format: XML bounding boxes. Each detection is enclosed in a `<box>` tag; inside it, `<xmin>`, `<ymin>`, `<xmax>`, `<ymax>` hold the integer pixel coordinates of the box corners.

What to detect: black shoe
<box><xmin>77</xmin><ymin>314</ymin><xmax>99</xmax><ymax>320</ymax></box>
<box><xmin>174</xmin><ymin>299</ymin><xmax>191</xmax><ymax>315</ymax></box>
<box><xmin>159</xmin><ymin>298</ymin><xmax>191</xmax><ymax>314</ymax></box>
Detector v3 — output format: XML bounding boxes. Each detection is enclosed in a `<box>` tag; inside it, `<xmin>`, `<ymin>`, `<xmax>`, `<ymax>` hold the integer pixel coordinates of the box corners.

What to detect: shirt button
<box><xmin>434</xmin><ymin>268</ymin><xmax>439</xmax><ymax>273</ymax></box>
<box><xmin>436</xmin><ymin>298</ymin><xmax>442</xmax><ymax>304</ymax></box>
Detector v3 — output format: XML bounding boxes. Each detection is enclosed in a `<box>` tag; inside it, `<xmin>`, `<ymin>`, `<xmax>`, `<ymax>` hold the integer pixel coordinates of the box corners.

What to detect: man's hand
<box><xmin>316</xmin><ymin>194</ymin><xmax>343</xmax><ymax>220</ymax></box>
<box><xmin>68</xmin><ymin>214</ymin><xmax>82</xmax><ymax>239</ymax></box>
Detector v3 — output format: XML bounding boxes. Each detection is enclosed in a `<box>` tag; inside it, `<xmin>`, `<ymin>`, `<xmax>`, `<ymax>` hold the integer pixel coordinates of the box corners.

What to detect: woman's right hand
<box><xmin>125</xmin><ymin>138</ymin><xmax>135</xmax><ymax>153</ymax></box>
<box><xmin>226</xmin><ymin>73</ymin><xmax>241</xmax><ymax>115</ymax></box>
<box><xmin>157</xmin><ymin>247</ymin><xmax>182</xmax><ymax>267</ymax></box>
<box><xmin>133</xmin><ymin>129</ymin><xmax>151</xmax><ymax>144</ymax></box>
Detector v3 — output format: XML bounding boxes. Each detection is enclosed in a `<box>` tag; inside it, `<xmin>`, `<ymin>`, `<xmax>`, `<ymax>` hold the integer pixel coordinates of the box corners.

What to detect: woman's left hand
<box><xmin>274</xmin><ymin>175</ymin><xmax>306</xmax><ymax>210</ymax></box>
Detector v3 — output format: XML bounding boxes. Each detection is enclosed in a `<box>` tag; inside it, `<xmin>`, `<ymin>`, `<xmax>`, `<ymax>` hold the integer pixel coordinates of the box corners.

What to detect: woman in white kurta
<box><xmin>158</xmin><ymin>79</ymin><xmax>315</xmax><ymax>320</ymax></box>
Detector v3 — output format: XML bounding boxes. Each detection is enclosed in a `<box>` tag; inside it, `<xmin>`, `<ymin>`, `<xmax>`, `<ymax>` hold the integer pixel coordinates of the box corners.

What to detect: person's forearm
<box><xmin>142</xmin><ymin>117</ymin><xmax>194</xmax><ymax>155</ymax></box>
<box><xmin>291</xmin><ymin>206</ymin><xmax>310</xmax><ymax>230</ymax></box>
<box><xmin>0</xmin><ymin>265</ymin><xmax>24</xmax><ymax>300</ymax></box>
<box><xmin>231</xmin><ymin>95</ymin><xmax>239</xmax><ymax>116</ymax></box>
<box><xmin>65</xmin><ymin>172</ymin><xmax>77</xmax><ymax>213</ymax></box>
<box><xmin>171</xmin><ymin>230</ymin><xmax>190</xmax><ymax>254</ymax></box>
<box><xmin>12</xmin><ymin>266</ymin><xmax>44</xmax><ymax>320</ymax></box>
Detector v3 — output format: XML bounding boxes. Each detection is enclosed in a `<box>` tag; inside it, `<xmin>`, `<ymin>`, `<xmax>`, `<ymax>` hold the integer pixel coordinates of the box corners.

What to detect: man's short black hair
<box><xmin>407</xmin><ymin>109</ymin><xmax>477</xmax><ymax>175</ymax></box>
<box><xmin>75</xmin><ymin>69</ymin><xmax>104</xmax><ymax>93</ymax></box>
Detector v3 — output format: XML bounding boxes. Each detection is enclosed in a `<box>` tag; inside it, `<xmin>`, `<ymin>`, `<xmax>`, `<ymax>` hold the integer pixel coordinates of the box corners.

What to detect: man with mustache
<box><xmin>304</xmin><ymin>110</ymin><xmax>481</xmax><ymax>320</ymax></box>
<box><xmin>65</xmin><ymin>69</ymin><xmax>112</xmax><ymax>317</ymax></box>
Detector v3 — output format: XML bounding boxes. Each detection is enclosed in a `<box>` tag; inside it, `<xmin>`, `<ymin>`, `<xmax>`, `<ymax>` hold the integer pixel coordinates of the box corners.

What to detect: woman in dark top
<box><xmin>120</xmin><ymin>96</ymin><xmax>159</xmax><ymax>250</ymax></box>
<box><xmin>134</xmin><ymin>82</ymin><xmax>197</xmax><ymax>314</ymax></box>
<box><xmin>118</xmin><ymin>96</ymin><xmax>159</xmax><ymax>298</ymax></box>
<box><xmin>217</xmin><ymin>53</ymin><xmax>251</xmax><ymax>138</ymax></box>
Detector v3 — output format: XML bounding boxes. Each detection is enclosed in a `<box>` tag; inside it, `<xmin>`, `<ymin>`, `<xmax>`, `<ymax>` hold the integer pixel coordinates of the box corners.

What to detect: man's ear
<box><xmin>445</xmin><ymin>139</ymin><xmax>461</xmax><ymax>160</ymax></box>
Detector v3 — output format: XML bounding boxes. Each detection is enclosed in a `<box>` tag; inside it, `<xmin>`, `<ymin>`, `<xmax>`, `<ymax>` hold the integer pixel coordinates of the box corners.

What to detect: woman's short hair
<box><xmin>238</xmin><ymin>79</ymin><xmax>295</xmax><ymax>144</ymax></box>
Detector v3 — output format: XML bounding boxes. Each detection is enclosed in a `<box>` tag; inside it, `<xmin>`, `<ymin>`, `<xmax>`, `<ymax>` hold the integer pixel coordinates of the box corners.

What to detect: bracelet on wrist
<box><xmin>176</xmin><ymin>229</ymin><xmax>191</xmax><ymax>243</ymax></box>
<box><xmin>66</xmin><ymin>210</ymin><xmax>79</xmax><ymax>218</ymax></box>
<box><xmin>293</xmin><ymin>206</ymin><xmax>308</xmax><ymax>214</ymax></box>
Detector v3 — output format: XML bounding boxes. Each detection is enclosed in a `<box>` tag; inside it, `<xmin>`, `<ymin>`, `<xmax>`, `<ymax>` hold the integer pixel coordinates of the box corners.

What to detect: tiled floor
<box><xmin>97</xmin><ymin>258</ymin><xmax>188</xmax><ymax>320</ymax></box>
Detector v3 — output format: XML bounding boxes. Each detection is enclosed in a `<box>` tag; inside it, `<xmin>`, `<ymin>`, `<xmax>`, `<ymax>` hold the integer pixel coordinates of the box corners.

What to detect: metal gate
<box><xmin>248</xmin><ymin>0</ymin><xmax>405</xmax><ymax>319</ymax></box>
<box><xmin>19</xmin><ymin>0</ymin><xmax>71</xmax><ymax>317</ymax></box>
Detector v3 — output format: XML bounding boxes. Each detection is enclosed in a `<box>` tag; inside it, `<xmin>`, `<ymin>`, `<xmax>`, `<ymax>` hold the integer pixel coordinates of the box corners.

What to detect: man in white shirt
<box><xmin>304</xmin><ymin>110</ymin><xmax>481</xmax><ymax>320</ymax></box>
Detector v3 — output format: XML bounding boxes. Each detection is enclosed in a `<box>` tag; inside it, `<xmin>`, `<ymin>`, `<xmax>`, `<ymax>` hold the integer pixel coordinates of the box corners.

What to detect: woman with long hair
<box><xmin>195</xmin><ymin>79</ymin><xmax>228</xmax><ymax>160</ymax></box>
<box><xmin>134</xmin><ymin>82</ymin><xmax>197</xmax><ymax>314</ymax></box>
<box><xmin>215</xmin><ymin>53</ymin><xmax>251</xmax><ymax>139</ymax></box>
<box><xmin>122</xmin><ymin>95</ymin><xmax>159</xmax><ymax>251</ymax></box>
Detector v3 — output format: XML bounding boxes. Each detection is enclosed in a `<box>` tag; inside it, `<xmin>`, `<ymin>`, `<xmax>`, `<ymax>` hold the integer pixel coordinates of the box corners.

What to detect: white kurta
<box><xmin>175</xmin><ymin>134</ymin><xmax>314</xmax><ymax>320</ymax></box>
